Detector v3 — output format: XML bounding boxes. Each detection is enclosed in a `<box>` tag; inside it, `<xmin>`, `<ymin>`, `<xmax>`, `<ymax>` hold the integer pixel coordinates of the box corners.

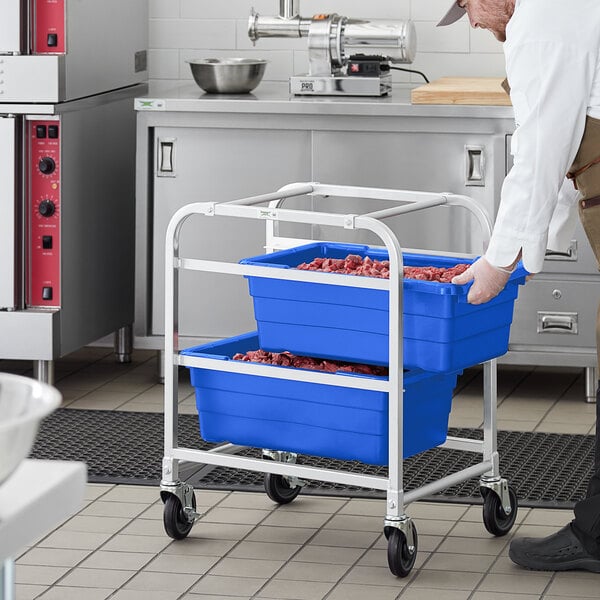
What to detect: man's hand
<box><xmin>451</xmin><ymin>256</ymin><xmax>512</xmax><ymax>305</ymax></box>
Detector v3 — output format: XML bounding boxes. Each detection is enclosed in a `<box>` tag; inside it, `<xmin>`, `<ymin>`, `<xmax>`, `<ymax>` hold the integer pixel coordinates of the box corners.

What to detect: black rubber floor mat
<box><xmin>30</xmin><ymin>409</ymin><xmax>594</xmax><ymax>509</ymax></box>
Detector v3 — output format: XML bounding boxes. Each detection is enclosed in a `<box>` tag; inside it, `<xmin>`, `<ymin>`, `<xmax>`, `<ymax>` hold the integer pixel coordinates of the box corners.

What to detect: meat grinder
<box><xmin>248</xmin><ymin>0</ymin><xmax>416</xmax><ymax>96</ymax></box>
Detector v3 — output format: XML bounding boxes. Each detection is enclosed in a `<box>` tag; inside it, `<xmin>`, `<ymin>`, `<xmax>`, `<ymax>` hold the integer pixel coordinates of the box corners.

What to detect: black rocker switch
<box><xmin>42</xmin><ymin>286</ymin><xmax>53</xmax><ymax>301</ymax></box>
<box><xmin>42</xmin><ymin>235</ymin><xmax>53</xmax><ymax>249</ymax></box>
<box><xmin>47</xmin><ymin>33</ymin><xmax>58</xmax><ymax>47</ymax></box>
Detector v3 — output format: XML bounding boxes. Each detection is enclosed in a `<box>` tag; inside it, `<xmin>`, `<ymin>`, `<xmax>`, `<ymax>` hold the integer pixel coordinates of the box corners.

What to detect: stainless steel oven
<box><xmin>0</xmin><ymin>0</ymin><xmax>147</xmax><ymax>102</ymax></box>
<box><xmin>0</xmin><ymin>0</ymin><xmax>147</xmax><ymax>383</ymax></box>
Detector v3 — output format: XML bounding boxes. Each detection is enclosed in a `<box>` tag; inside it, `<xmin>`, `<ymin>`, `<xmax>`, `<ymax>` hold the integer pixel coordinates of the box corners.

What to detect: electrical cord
<box><xmin>388</xmin><ymin>66</ymin><xmax>429</xmax><ymax>83</ymax></box>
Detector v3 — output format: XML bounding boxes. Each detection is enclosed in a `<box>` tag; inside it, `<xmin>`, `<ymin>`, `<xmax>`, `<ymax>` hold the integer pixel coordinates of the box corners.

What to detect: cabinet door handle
<box><xmin>157</xmin><ymin>138</ymin><xmax>176</xmax><ymax>177</ymax></box>
<box><xmin>465</xmin><ymin>145</ymin><xmax>485</xmax><ymax>186</ymax></box>
<box><xmin>537</xmin><ymin>311</ymin><xmax>578</xmax><ymax>334</ymax></box>
<box><xmin>545</xmin><ymin>240</ymin><xmax>578</xmax><ymax>261</ymax></box>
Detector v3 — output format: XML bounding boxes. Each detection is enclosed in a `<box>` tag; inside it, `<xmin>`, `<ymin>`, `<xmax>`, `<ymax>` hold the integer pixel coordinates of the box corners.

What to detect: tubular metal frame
<box><xmin>161</xmin><ymin>182</ymin><xmax>512</xmax><ymax>538</ymax></box>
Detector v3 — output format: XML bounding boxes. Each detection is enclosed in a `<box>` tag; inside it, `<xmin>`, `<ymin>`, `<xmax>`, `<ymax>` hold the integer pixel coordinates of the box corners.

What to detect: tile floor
<box><xmin>1</xmin><ymin>347</ymin><xmax>598</xmax><ymax>600</ymax></box>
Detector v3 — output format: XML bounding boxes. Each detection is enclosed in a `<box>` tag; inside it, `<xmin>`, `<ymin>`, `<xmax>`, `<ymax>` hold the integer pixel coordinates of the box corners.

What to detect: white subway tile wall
<box><xmin>148</xmin><ymin>0</ymin><xmax>507</xmax><ymax>86</ymax></box>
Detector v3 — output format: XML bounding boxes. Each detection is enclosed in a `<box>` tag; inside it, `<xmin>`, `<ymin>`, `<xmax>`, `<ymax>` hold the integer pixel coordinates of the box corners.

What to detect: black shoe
<box><xmin>509</xmin><ymin>523</ymin><xmax>600</xmax><ymax>572</ymax></box>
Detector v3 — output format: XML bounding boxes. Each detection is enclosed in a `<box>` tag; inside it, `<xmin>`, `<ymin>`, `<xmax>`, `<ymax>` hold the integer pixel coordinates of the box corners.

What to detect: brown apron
<box><xmin>568</xmin><ymin>115</ymin><xmax>600</xmax><ymax>372</ymax></box>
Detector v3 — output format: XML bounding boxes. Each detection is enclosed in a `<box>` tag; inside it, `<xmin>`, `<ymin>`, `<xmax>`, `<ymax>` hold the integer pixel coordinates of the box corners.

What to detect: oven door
<box><xmin>0</xmin><ymin>0</ymin><xmax>23</xmax><ymax>54</ymax></box>
<box><xmin>0</xmin><ymin>116</ymin><xmax>18</xmax><ymax>310</ymax></box>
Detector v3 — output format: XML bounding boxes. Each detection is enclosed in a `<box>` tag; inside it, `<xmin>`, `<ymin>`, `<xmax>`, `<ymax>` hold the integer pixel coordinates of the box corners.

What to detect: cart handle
<box><xmin>265</xmin><ymin>182</ymin><xmax>493</xmax><ymax>246</ymax></box>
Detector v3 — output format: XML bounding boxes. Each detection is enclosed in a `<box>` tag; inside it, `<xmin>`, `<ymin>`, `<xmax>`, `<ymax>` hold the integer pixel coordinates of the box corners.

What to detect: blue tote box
<box><xmin>182</xmin><ymin>332</ymin><xmax>459</xmax><ymax>465</ymax></box>
<box><xmin>240</xmin><ymin>242</ymin><xmax>527</xmax><ymax>372</ymax></box>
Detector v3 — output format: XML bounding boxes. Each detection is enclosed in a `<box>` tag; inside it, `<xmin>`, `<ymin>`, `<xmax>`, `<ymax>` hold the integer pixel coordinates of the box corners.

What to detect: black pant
<box><xmin>572</xmin><ymin>384</ymin><xmax>600</xmax><ymax>557</ymax></box>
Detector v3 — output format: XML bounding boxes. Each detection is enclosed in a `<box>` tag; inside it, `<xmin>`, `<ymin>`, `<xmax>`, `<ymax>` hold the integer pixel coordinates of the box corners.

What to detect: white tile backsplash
<box><xmin>299</xmin><ymin>0</ymin><xmax>409</xmax><ymax>19</ymax></box>
<box><xmin>148</xmin><ymin>49</ymin><xmax>180</xmax><ymax>80</ymax></box>
<box><xmin>147</xmin><ymin>1</ymin><xmax>507</xmax><ymax>85</ymax></box>
<box><xmin>149</xmin><ymin>0</ymin><xmax>180</xmax><ymax>19</ymax></box>
<box><xmin>414</xmin><ymin>52</ymin><xmax>507</xmax><ymax>81</ymax></box>
<box><xmin>412</xmin><ymin>0</ymin><xmax>453</xmax><ymax>21</ymax></box>
<box><xmin>149</xmin><ymin>19</ymin><xmax>179</xmax><ymax>50</ymax></box>
<box><xmin>415</xmin><ymin>20</ymin><xmax>470</xmax><ymax>54</ymax></box>
<box><xmin>180</xmin><ymin>20</ymin><xmax>237</xmax><ymax>49</ymax></box>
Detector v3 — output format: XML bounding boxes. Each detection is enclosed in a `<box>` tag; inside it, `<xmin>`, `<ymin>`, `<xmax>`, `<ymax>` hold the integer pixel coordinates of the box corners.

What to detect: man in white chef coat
<box><xmin>439</xmin><ymin>0</ymin><xmax>600</xmax><ymax>573</ymax></box>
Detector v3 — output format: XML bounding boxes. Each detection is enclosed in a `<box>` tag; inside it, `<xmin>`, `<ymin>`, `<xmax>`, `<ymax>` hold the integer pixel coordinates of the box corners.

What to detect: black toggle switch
<box><xmin>48</xmin><ymin>125</ymin><xmax>59</xmax><ymax>139</ymax></box>
<box><xmin>42</xmin><ymin>235</ymin><xmax>53</xmax><ymax>249</ymax></box>
<box><xmin>42</xmin><ymin>286</ymin><xmax>53</xmax><ymax>301</ymax></box>
<box><xmin>47</xmin><ymin>33</ymin><xmax>58</xmax><ymax>47</ymax></box>
<box><xmin>36</xmin><ymin>125</ymin><xmax>47</xmax><ymax>138</ymax></box>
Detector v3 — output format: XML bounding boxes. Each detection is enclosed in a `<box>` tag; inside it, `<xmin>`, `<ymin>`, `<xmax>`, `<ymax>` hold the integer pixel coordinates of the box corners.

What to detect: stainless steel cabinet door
<box><xmin>151</xmin><ymin>126</ymin><xmax>311</xmax><ymax>338</ymax></box>
<box><xmin>312</xmin><ymin>130</ymin><xmax>505</xmax><ymax>254</ymax></box>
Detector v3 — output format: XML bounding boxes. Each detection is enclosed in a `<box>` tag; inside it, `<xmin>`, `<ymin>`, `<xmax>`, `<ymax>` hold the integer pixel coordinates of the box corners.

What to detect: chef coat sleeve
<box><xmin>546</xmin><ymin>179</ymin><xmax>581</xmax><ymax>254</ymax></box>
<box><xmin>485</xmin><ymin>40</ymin><xmax>593</xmax><ymax>274</ymax></box>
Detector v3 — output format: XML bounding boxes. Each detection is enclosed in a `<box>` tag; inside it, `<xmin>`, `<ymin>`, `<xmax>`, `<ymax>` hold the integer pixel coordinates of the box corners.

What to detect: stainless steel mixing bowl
<box><xmin>187</xmin><ymin>58</ymin><xmax>268</xmax><ymax>94</ymax></box>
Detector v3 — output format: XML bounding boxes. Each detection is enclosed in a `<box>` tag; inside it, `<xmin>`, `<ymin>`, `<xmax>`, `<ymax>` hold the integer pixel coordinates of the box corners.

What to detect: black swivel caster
<box><xmin>163</xmin><ymin>492</ymin><xmax>197</xmax><ymax>540</ymax></box>
<box><xmin>481</xmin><ymin>485</ymin><xmax>518</xmax><ymax>536</ymax></box>
<box><xmin>385</xmin><ymin>521</ymin><xmax>418</xmax><ymax>577</ymax></box>
<box><xmin>264</xmin><ymin>473</ymin><xmax>302</xmax><ymax>504</ymax></box>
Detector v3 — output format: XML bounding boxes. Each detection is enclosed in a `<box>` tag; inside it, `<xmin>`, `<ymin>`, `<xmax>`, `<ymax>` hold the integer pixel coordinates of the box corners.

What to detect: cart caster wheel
<box><xmin>482</xmin><ymin>485</ymin><xmax>518</xmax><ymax>536</ymax></box>
<box><xmin>264</xmin><ymin>473</ymin><xmax>302</xmax><ymax>504</ymax></box>
<box><xmin>163</xmin><ymin>493</ymin><xmax>196</xmax><ymax>540</ymax></box>
<box><xmin>385</xmin><ymin>522</ymin><xmax>418</xmax><ymax>577</ymax></box>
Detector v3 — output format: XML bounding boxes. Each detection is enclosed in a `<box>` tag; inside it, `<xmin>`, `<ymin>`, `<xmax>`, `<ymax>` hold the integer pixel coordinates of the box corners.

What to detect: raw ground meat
<box><xmin>403</xmin><ymin>263</ymin><xmax>470</xmax><ymax>282</ymax></box>
<box><xmin>296</xmin><ymin>254</ymin><xmax>469</xmax><ymax>282</ymax></box>
<box><xmin>296</xmin><ymin>254</ymin><xmax>390</xmax><ymax>278</ymax></box>
<box><xmin>233</xmin><ymin>348</ymin><xmax>388</xmax><ymax>376</ymax></box>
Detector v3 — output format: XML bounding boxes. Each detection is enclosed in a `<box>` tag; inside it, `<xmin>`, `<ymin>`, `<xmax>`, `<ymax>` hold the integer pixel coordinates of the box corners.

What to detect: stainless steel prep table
<box><xmin>134</xmin><ymin>82</ymin><xmax>598</xmax><ymax>399</ymax></box>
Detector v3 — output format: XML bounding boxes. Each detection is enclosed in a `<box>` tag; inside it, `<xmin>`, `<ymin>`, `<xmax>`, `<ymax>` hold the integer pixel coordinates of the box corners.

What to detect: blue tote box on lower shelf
<box><xmin>240</xmin><ymin>242</ymin><xmax>527</xmax><ymax>372</ymax></box>
<box><xmin>182</xmin><ymin>332</ymin><xmax>459</xmax><ymax>465</ymax></box>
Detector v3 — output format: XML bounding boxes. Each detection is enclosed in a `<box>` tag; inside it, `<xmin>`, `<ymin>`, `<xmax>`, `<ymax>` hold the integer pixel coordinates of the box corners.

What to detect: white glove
<box><xmin>451</xmin><ymin>257</ymin><xmax>512</xmax><ymax>305</ymax></box>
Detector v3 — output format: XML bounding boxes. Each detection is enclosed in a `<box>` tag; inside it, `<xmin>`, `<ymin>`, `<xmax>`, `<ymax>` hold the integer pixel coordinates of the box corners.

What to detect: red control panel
<box><xmin>28</xmin><ymin>119</ymin><xmax>61</xmax><ymax>308</ymax></box>
<box><xmin>33</xmin><ymin>0</ymin><xmax>66</xmax><ymax>54</ymax></box>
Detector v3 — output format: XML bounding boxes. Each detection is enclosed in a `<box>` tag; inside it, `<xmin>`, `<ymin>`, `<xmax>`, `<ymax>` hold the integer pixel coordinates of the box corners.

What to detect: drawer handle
<box><xmin>545</xmin><ymin>240</ymin><xmax>577</xmax><ymax>261</ymax></box>
<box><xmin>537</xmin><ymin>311</ymin><xmax>578</xmax><ymax>334</ymax></box>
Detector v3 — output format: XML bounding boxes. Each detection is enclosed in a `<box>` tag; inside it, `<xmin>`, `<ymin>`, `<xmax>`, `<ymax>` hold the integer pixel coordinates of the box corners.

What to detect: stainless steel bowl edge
<box><xmin>187</xmin><ymin>58</ymin><xmax>268</xmax><ymax>94</ymax></box>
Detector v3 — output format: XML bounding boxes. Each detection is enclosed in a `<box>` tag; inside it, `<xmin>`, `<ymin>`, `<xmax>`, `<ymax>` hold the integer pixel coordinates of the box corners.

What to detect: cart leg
<box><xmin>481</xmin><ymin>359</ymin><xmax>500</xmax><ymax>478</ymax></box>
<box><xmin>161</xmin><ymin>456</ymin><xmax>180</xmax><ymax>486</ymax></box>
<box><xmin>479</xmin><ymin>359</ymin><xmax>518</xmax><ymax>535</ymax></box>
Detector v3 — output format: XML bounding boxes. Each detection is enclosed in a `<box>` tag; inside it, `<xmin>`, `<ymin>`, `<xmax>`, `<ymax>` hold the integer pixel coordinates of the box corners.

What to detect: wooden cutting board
<box><xmin>411</xmin><ymin>77</ymin><xmax>512</xmax><ymax>106</ymax></box>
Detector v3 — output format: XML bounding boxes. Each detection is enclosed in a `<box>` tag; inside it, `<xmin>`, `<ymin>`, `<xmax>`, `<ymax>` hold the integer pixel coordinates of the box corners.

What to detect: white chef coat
<box><xmin>485</xmin><ymin>0</ymin><xmax>600</xmax><ymax>274</ymax></box>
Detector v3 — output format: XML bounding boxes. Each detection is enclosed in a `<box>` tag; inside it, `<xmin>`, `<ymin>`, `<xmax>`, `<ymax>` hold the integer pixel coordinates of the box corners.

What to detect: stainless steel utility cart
<box><xmin>160</xmin><ymin>182</ymin><xmax>519</xmax><ymax>577</ymax></box>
